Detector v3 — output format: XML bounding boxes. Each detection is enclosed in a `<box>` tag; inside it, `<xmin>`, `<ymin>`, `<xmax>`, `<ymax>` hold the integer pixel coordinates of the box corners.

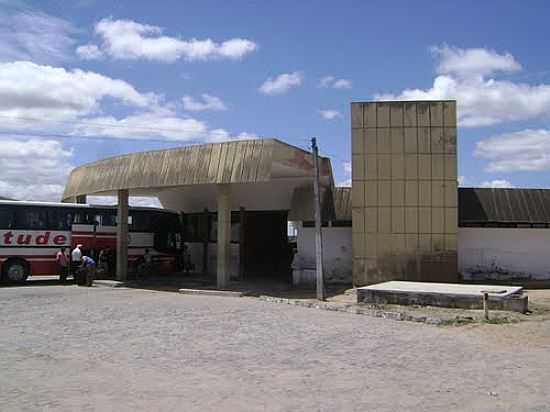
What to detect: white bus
<box><xmin>0</xmin><ymin>200</ymin><xmax>182</xmax><ymax>283</ymax></box>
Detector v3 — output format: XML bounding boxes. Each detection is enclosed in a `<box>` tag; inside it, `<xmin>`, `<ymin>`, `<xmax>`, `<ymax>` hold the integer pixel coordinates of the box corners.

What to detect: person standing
<box><xmin>137</xmin><ymin>248</ymin><xmax>153</xmax><ymax>280</ymax></box>
<box><xmin>80</xmin><ymin>255</ymin><xmax>96</xmax><ymax>287</ymax></box>
<box><xmin>71</xmin><ymin>244</ymin><xmax>82</xmax><ymax>272</ymax></box>
<box><xmin>56</xmin><ymin>247</ymin><xmax>69</xmax><ymax>282</ymax></box>
<box><xmin>98</xmin><ymin>248</ymin><xmax>110</xmax><ymax>277</ymax></box>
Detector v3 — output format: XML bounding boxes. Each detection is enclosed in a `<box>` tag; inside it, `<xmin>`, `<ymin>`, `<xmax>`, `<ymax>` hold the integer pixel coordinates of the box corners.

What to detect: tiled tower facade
<box><xmin>351</xmin><ymin>100</ymin><xmax>458</xmax><ymax>286</ymax></box>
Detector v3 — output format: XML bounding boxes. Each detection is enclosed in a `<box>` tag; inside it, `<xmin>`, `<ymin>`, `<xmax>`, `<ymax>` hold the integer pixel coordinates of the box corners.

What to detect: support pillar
<box><xmin>239</xmin><ymin>207</ymin><xmax>246</xmax><ymax>280</ymax></box>
<box><xmin>216</xmin><ymin>184</ymin><xmax>231</xmax><ymax>289</ymax></box>
<box><xmin>116</xmin><ymin>189</ymin><xmax>129</xmax><ymax>281</ymax></box>
<box><xmin>202</xmin><ymin>208</ymin><xmax>209</xmax><ymax>276</ymax></box>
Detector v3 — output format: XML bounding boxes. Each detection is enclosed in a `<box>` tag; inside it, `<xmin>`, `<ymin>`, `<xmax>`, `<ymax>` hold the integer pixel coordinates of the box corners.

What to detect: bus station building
<box><xmin>61</xmin><ymin>100</ymin><xmax>550</xmax><ymax>287</ymax></box>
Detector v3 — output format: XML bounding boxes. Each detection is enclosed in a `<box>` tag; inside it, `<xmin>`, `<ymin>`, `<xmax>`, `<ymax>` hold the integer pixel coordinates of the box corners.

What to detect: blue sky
<box><xmin>1</xmin><ymin>0</ymin><xmax>550</xmax><ymax>202</ymax></box>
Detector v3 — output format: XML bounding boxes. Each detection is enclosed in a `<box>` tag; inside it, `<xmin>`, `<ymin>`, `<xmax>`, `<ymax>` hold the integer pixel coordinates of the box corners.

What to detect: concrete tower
<box><xmin>351</xmin><ymin>100</ymin><xmax>458</xmax><ymax>285</ymax></box>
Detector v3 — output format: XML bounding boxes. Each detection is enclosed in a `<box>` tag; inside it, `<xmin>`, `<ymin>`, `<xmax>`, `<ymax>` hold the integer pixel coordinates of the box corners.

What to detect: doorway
<box><xmin>241</xmin><ymin>211</ymin><xmax>291</xmax><ymax>282</ymax></box>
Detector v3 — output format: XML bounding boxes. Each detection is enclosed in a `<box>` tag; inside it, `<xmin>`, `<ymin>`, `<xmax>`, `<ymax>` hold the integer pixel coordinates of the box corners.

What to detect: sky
<box><xmin>1</xmin><ymin>0</ymin><xmax>550</xmax><ymax>205</ymax></box>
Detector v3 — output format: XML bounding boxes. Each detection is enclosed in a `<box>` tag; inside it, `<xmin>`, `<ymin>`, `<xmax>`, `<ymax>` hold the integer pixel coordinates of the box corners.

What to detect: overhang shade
<box><xmin>62</xmin><ymin>139</ymin><xmax>333</xmax><ymax>201</ymax></box>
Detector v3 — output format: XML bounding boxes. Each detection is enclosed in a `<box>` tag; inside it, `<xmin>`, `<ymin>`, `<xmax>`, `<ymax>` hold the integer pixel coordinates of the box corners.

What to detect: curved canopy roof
<box><xmin>62</xmin><ymin>139</ymin><xmax>334</xmax><ymax>203</ymax></box>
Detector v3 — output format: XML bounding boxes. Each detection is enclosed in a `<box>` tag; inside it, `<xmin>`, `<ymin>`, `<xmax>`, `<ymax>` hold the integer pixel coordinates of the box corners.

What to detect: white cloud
<box><xmin>431</xmin><ymin>46</ymin><xmax>521</xmax><ymax>78</ymax></box>
<box><xmin>458</xmin><ymin>176</ymin><xmax>466</xmax><ymax>186</ymax></box>
<box><xmin>76</xmin><ymin>44</ymin><xmax>104</xmax><ymax>60</ymax></box>
<box><xmin>182</xmin><ymin>94</ymin><xmax>227</xmax><ymax>112</ymax></box>
<box><xmin>259</xmin><ymin>71</ymin><xmax>303</xmax><ymax>95</ymax></box>
<box><xmin>0</xmin><ymin>62</ymin><xmax>256</xmax><ymax>141</ymax></box>
<box><xmin>343</xmin><ymin>161</ymin><xmax>351</xmax><ymax>174</ymax></box>
<box><xmin>82</xmin><ymin>18</ymin><xmax>257</xmax><ymax>62</ymax></box>
<box><xmin>0</xmin><ymin>9</ymin><xmax>76</xmax><ymax>64</ymax></box>
<box><xmin>0</xmin><ymin>138</ymin><xmax>73</xmax><ymax>201</ymax></box>
<box><xmin>319</xmin><ymin>109</ymin><xmax>341</xmax><ymax>120</ymax></box>
<box><xmin>0</xmin><ymin>60</ymin><xmax>152</xmax><ymax>129</ymax></box>
<box><xmin>339</xmin><ymin>161</ymin><xmax>352</xmax><ymax>186</ymax></box>
<box><xmin>319</xmin><ymin>75</ymin><xmax>352</xmax><ymax>89</ymax></box>
<box><xmin>206</xmin><ymin>131</ymin><xmax>259</xmax><ymax>143</ymax></box>
<box><xmin>72</xmin><ymin>111</ymin><xmax>208</xmax><ymax>141</ymax></box>
<box><xmin>71</xmin><ymin>108</ymin><xmax>257</xmax><ymax>143</ymax></box>
<box><xmin>376</xmin><ymin>46</ymin><xmax>550</xmax><ymax>127</ymax></box>
<box><xmin>475</xmin><ymin>129</ymin><xmax>550</xmax><ymax>172</ymax></box>
<box><xmin>480</xmin><ymin>179</ymin><xmax>515</xmax><ymax>189</ymax></box>
<box><xmin>0</xmin><ymin>61</ymin><xmax>256</xmax><ymax>144</ymax></box>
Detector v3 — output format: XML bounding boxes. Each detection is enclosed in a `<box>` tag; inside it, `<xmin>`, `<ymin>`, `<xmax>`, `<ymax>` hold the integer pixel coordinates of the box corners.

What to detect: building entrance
<box><xmin>242</xmin><ymin>211</ymin><xmax>292</xmax><ymax>282</ymax></box>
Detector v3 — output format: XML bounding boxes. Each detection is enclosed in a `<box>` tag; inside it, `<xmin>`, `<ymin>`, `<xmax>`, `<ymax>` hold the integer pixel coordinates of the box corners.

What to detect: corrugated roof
<box><xmin>333</xmin><ymin>187</ymin><xmax>351</xmax><ymax>221</ymax></box>
<box><xmin>63</xmin><ymin>139</ymin><xmax>335</xmax><ymax>201</ymax></box>
<box><xmin>459</xmin><ymin>188</ymin><xmax>550</xmax><ymax>224</ymax></box>
<box><xmin>63</xmin><ymin>140</ymin><xmax>275</xmax><ymax>199</ymax></box>
<box><xmin>296</xmin><ymin>187</ymin><xmax>550</xmax><ymax>226</ymax></box>
<box><xmin>288</xmin><ymin>185</ymin><xmax>335</xmax><ymax>221</ymax></box>
<box><xmin>288</xmin><ymin>186</ymin><xmax>351</xmax><ymax>222</ymax></box>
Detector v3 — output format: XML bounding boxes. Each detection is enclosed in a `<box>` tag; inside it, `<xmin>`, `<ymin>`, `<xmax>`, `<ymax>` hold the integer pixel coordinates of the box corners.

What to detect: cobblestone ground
<box><xmin>1</xmin><ymin>285</ymin><xmax>549</xmax><ymax>412</ymax></box>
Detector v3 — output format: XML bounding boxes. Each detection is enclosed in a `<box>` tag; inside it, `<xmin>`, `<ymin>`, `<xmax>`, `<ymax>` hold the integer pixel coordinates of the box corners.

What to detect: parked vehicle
<box><xmin>0</xmin><ymin>200</ymin><xmax>182</xmax><ymax>283</ymax></box>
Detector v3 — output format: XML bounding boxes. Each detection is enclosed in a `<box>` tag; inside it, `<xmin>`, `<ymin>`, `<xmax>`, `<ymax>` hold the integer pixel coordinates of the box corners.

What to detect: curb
<box><xmin>93</xmin><ymin>280</ymin><xmax>127</xmax><ymax>288</ymax></box>
<box><xmin>178</xmin><ymin>288</ymin><xmax>246</xmax><ymax>298</ymax></box>
<box><xmin>257</xmin><ymin>295</ymin><xmax>463</xmax><ymax>325</ymax></box>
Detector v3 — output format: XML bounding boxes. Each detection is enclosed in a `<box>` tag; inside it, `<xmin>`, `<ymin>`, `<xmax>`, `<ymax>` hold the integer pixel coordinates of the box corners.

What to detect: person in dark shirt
<box><xmin>80</xmin><ymin>255</ymin><xmax>96</xmax><ymax>287</ymax></box>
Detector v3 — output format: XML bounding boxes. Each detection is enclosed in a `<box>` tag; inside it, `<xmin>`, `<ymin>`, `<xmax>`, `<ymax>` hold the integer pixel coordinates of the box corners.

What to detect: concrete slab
<box><xmin>93</xmin><ymin>280</ymin><xmax>126</xmax><ymax>288</ymax></box>
<box><xmin>362</xmin><ymin>281</ymin><xmax>523</xmax><ymax>297</ymax></box>
<box><xmin>178</xmin><ymin>288</ymin><xmax>246</xmax><ymax>298</ymax></box>
<box><xmin>357</xmin><ymin>281</ymin><xmax>528</xmax><ymax>313</ymax></box>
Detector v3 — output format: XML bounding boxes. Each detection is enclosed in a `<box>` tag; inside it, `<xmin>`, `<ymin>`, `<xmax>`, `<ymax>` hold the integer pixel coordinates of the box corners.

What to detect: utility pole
<box><xmin>311</xmin><ymin>138</ymin><xmax>325</xmax><ymax>301</ymax></box>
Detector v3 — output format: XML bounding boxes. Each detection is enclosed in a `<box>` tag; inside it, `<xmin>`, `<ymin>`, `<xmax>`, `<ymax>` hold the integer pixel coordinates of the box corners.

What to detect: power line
<box><xmin>0</xmin><ymin>115</ymin><xmax>351</xmax><ymax>164</ymax></box>
<box><xmin>0</xmin><ymin>114</ymin><xmax>234</xmax><ymax>136</ymax></box>
<box><xmin>0</xmin><ymin>129</ymin><xmax>205</xmax><ymax>144</ymax></box>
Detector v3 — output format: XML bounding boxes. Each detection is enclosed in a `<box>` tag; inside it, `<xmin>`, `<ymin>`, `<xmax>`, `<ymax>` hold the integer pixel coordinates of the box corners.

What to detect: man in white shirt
<box><xmin>71</xmin><ymin>244</ymin><xmax>83</xmax><ymax>279</ymax></box>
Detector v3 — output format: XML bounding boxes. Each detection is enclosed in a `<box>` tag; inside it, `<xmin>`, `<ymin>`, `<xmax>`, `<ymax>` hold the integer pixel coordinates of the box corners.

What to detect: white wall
<box><xmin>294</xmin><ymin>226</ymin><xmax>550</xmax><ymax>283</ymax></box>
<box><xmin>458</xmin><ymin>228</ymin><xmax>550</xmax><ymax>281</ymax></box>
<box><xmin>295</xmin><ymin>225</ymin><xmax>352</xmax><ymax>284</ymax></box>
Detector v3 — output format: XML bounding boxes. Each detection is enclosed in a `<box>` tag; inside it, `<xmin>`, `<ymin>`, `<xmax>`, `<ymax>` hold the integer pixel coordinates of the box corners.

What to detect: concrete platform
<box><xmin>93</xmin><ymin>280</ymin><xmax>126</xmax><ymax>288</ymax></box>
<box><xmin>357</xmin><ymin>281</ymin><xmax>528</xmax><ymax>313</ymax></box>
<box><xmin>178</xmin><ymin>288</ymin><xmax>246</xmax><ymax>298</ymax></box>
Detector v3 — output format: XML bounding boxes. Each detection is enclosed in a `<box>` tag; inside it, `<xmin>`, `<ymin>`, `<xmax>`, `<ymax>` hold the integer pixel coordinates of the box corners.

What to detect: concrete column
<box><xmin>116</xmin><ymin>189</ymin><xmax>129</xmax><ymax>281</ymax></box>
<box><xmin>202</xmin><ymin>208</ymin><xmax>209</xmax><ymax>276</ymax></box>
<box><xmin>239</xmin><ymin>207</ymin><xmax>246</xmax><ymax>280</ymax></box>
<box><xmin>76</xmin><ymin>195</ymin><xmax>87</xmax><ymax>204</ymax></box>
<box><xmin>216</xmin><ymin>184</ymin><xmax>231</xmax><ymax>289</ymax></box>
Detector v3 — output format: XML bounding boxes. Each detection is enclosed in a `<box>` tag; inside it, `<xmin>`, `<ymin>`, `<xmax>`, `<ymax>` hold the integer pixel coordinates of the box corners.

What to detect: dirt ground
<box><xmin>1</xmin><ymin>284</ymin><xmax>550</xmax><ymax>411</ymax></box>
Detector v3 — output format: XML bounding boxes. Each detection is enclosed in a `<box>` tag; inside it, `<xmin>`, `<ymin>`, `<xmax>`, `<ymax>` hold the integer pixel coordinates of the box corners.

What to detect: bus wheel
<box><xmin>2</xmin><ymin>260</ymin><xmax>29</xmax><ymax>283</ymax></box>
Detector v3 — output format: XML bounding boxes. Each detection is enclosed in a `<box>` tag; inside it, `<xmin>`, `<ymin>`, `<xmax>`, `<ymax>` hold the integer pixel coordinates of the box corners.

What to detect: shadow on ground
<box><xmin>0</xmin><ymin>276</ymin><xmax>77</xmax><ymax>288</ymax></box>
<box><xmin>122</xmin><ymin>272</ymin><xmax>351</xmax><ymax>299</ymax></box>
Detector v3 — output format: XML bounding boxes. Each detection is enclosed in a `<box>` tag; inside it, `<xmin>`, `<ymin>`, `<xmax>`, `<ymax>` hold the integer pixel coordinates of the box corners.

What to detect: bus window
<box><xmin>130</xmin><ymin>211</ymin><xmax>151</xmax><ymax>232</ymax></box>
<box><xmin>100</xmin><ymin>210</ymin><xmax>117</xmax><ymax>226</ymax></box>
<box><xmin>101</xmin><ymin>214</ymin><xmax>116</xmax><ymax>226</ymax></box>
<box><xmin>0</xmin><ymin>206</ymin><xmax>15</xmax><ymax>229</ymax></box>
<box><xmin>15</xmin><ymin>207</ymin><xmax>49</xmax><ymax>230</ymax></box>
<box><xmin>73</xmin><ymin>210</ymin><xmax>96</xmax><ymax>225</ymax></box>
<box><xmin>47</xmin><ymin>208</ymin><xmax>74</xmax><ymax>230</ymax></box>
<box><xmin>153</xmin><ymin>212</ymin><xmax>182</xmax><ymax>251</ymax></box>
<box><xmin>114</xmin><ymin>215</ymin><xmax>132</xmax><ymax>226</ymax></box>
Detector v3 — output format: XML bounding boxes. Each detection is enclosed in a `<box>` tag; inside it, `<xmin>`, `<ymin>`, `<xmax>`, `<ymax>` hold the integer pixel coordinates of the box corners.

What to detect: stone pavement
<box><xmin>1</xmin><ymin>285</ymin><xmax>550</xmax><ymax>411</ymax></box>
